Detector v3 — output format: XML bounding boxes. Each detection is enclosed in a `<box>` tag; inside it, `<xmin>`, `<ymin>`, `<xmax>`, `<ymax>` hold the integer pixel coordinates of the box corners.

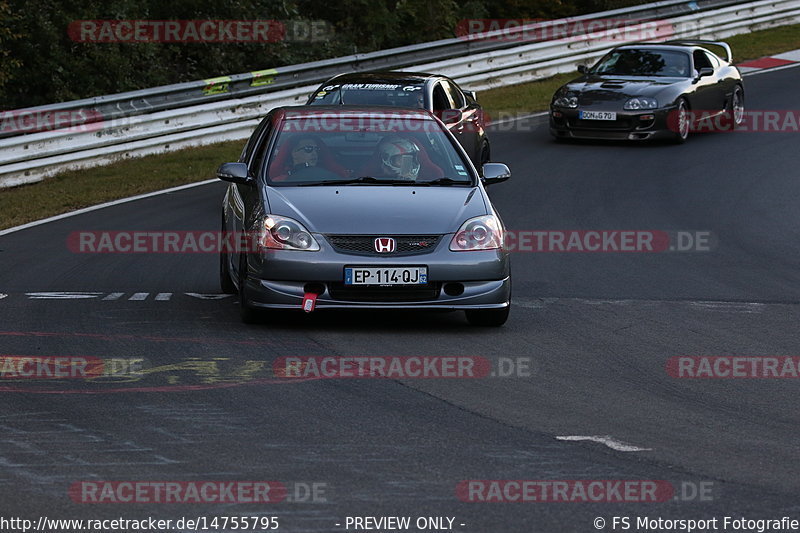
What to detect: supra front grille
<box><xmin>568</xmin><ymin>118</ymin><xmax>634</xmax><ymax>130</ymax></box>
<box><xmin>328</xmin><ymin>283</ymin><xmax>441</xmax><ymax>302</ymax></box>
<box><xmin>325</xmin><ymin>235</ymin><xmax>441</xmax><ymax>256</ymax></box>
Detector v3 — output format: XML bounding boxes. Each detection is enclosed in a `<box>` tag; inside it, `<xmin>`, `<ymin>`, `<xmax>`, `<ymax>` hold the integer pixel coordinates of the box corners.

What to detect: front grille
<box><xmin>328</xmin><ymin>283</ymin><xmax>441</xmax><ymax>302</ymax></box>
<box><xmin>325</xmin><ymin>235</ymin><xmax>441</xmax><ymax>256</ymax></box>
<box><xmin>568</xmin><ymin>118</ymin><xmax>634</xmax><ymax>131</ymax></box>
<box><xmin>569</xmin><ymin>129</ymin><xmax>631</xmax><ymax>140</ymax></box>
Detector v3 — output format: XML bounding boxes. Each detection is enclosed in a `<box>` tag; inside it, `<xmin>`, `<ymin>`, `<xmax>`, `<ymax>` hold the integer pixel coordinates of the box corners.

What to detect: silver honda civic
<box><xmin>217</xmin><ymin>106</ymin><xmax>512</xmax><ymax>326</ymax></box>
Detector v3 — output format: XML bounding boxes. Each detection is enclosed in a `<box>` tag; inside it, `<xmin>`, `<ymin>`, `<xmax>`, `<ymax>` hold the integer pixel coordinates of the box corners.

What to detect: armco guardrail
<box><xmin>0</xmin><ymin>0</ymin><xmax>746</xmax><ymax>137</ymax></box>
<box><xmin>1</xmin><ymin>0</ymin><xmax>798</xmax><ymax>188</ymax></box>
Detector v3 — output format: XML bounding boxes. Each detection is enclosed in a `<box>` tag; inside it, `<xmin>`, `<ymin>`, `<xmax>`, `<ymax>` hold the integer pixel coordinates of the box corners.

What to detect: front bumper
<box><xmin>549</xmin><ymin>105</ymin><xmax>678</xmax><ymax>141</ymax></box>
<box><xmin>241</xmin><ymin>234</ymin><xmax>511</xmax><ymax>310</ymax></box>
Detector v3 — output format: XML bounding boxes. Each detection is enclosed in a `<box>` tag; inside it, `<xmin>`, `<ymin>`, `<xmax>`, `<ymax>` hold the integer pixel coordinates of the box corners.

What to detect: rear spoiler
<box><xmin>662</xmin><ymin>40</ymin><xmax>733</xmax><ymax>63</ymax></box>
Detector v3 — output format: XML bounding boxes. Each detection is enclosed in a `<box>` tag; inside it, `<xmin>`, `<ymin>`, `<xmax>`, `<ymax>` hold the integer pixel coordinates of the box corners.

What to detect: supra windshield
<box><xmin>310</xmin><ymin>83</ymin><xmax>426</xmax><ymax>108</ymax></box>
<box><xmin>265</xmin><ymin>114</ymin><xmax>474</xmax><ymax>186</ymax></box>
<box><xmin>590</xmin><ymin>49</ymin><xmax>692</xmax><ymax>77</ymax></box>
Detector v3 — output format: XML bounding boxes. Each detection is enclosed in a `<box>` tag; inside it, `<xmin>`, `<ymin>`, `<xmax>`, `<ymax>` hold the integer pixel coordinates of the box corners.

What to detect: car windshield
<box><xmin>310</xmin><ymin>83</ymin><xmax>426</xmax><ymax>108</ymax></box>
<box><xmin>265</xmin><ymin>113</ymin><xmax>474</xmax><ymax>187</ymax></box>
<box><xmin>590</xmin><ymin>49</ymin><xmax>692</xmax><ymax>77</ymax></box>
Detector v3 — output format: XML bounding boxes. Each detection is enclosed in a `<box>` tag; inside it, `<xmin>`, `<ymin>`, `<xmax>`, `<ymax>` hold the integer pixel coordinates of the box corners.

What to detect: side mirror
<box><xmin>216</xmin><ymin>162</ymin><xmax>253</xmax><ymax>185</ymax></box>
<box><xmin>697</xmin><ymin>67</ymin><xmax>714</xmax><ymax>78</ymax></box>
<box><xmin>577</xmin><ymin>65</ymin><xmax>588</xmax><ymax>74</ymax></box>
<box><xmin>439</xmin><ymin>109</ymin><xmax>464</xmax><ymax>124</ymax></box>
<box><xmin>465</xmin><ymin>90</ymin><xmax>477</xmax><ymax>101</ymax></box>
<box><xmin>481</xmin><ymin>163</ymin><xmax>511</xmax><ymax>185</ymax></box>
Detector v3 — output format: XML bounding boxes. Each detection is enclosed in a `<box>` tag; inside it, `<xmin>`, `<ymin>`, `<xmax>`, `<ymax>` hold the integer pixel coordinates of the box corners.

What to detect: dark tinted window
<box><xmin>592</xmin><ymin>49</ymin><xmax>691</xmax><ymax>77</ymax></box>
<box><xmin>310</xmin><ymin>82</ymin><xmax>425</xmax><ymax>108</ymax></box>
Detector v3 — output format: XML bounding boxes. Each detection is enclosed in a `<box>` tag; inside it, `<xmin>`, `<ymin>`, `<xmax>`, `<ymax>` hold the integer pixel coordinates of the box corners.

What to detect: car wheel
<box><xmin>238</xmin><ymin>254</ymin><xmax>260</xmax><ymax>324</ymax></box>
<box><xmin>465</xmin><ymin>306</ymin><xmax>509</xmax><ymax>327</ymax></box>
<box><xmin>729</xmin><ymin>85</ymin><xmax>745</xmax><ymax>129</ymax></box>
<box><xmin>672</xmin><ymin>99</ymin><xmax>690</xmax><ymax>143</ymax></box>
<box><xmin>219</xmin><ymin>216</ymin><xmax>237</xmax><ymax>294</ymax></box>
<box><xmin>479</xmin><ymin>141</ymin><xmax>491</xmax><ymax>166</ymax></box>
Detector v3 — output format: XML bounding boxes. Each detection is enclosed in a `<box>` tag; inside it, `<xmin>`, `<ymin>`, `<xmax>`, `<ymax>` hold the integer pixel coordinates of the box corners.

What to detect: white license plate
<box><xmin>579</xmin><ymin>111</ymin><xmax>617</xmax><ymax>120</ymax></box>
<box><xmin>345</xmin><ymin>266</ymin><xmax>428</xmax><ymax>285</ymax></box>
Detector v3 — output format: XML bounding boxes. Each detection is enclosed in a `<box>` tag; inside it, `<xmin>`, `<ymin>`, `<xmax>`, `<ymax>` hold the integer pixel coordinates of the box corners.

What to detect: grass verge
<box><xmin>2</xmin><ymin>23</ymin><xmax>800</xmax><ymax>231</ymax></box>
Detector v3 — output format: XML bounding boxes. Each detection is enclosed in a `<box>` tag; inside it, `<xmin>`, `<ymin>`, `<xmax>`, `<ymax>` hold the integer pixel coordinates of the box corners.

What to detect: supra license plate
<box><xmin>345</xmin><ymin>266</ymin><xmax>428</xmax><ymax>285</ymax></box>
<box><xmin>579</xmin><ymin>110</ymin><xmax>617</xmax><ymax>120</ymax></box>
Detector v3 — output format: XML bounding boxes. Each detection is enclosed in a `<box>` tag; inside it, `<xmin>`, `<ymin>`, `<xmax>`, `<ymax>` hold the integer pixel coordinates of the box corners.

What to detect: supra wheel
<box><xmin>672</xmin><ymin>99</ymin><xmax>690</xmax><ymax>144</ymax></box>
<box><xmin>465</xmin><ymin>306</ymin><xmax>509</xmax><ymax>327</ymax></box>
<box><xmin>729</xmin><ymin>85</ymin><xmax>745</xmax><ymax>129</ymax></box>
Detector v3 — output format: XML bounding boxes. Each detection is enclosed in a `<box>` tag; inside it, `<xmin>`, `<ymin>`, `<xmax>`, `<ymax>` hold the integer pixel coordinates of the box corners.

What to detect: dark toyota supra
<box><xmin>549</xmin><ymin>40</ymin><xmax>745</xmax><ymax>142</ymax></box>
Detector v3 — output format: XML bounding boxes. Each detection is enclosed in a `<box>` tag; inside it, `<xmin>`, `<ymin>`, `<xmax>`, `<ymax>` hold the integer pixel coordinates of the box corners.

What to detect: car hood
<box><xmin>566</xmin><ymin>75</ymin><xmax>684</xmax><ymax>100</ymax></box>
<box><xmin>265</xmin><ymin>186</ymin><xmax>487</xmax><ymax>234</ymax></box>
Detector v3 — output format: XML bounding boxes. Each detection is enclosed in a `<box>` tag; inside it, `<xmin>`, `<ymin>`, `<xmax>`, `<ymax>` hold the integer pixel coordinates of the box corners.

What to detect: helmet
<box><xmin>379</xmin><ymin>137</ymin><xmax>420</xmax><ymax>180</ymax></box>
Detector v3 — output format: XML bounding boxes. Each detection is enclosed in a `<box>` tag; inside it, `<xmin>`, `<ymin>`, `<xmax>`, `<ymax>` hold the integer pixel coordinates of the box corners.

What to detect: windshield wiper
<box><xmin>297</xmin><ymin>176</ymin><xmax>381</xmax><ymax>186</ymax></box>
<box><xmin>419</xmin><ymin>177</ymin><xmax>463</xmax><ymax>186</ymax></box>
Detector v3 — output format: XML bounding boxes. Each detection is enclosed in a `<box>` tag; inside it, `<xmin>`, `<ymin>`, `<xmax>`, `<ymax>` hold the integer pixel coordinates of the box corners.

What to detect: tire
<box><xmin>465</xmin><ymin>306</ymin><xmax>509</xmax><ymax>327</ymax></box>
<box><xmin>672</xmin><ymin>99</ymin><xmax>690</xmax><ymax>144</ymax></box>
<box><xmin>219</xmin><ymin>216</ymin><xmax>237</xmax><ymax>294</ymax></box>
<box><xmin>728</xmin><ymin>85</ymin><xmax>745</xmax><ymax>129</ymax></box>
<box><xmin>238</xmin><ymin>255</ymin><xmax>261</xmax><ymax>324</ymax></box>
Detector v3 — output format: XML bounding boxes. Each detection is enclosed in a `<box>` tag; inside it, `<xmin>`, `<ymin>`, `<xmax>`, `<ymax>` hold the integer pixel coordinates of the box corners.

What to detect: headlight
<box><xmin>553</xmin><ymin>94</ymin><xmax>578</xmax><ymax>108</ymax></box>
<box><xmin>623</xmin><ymin>97</ymin><xmax>658</xmax><ymax>110</ymax></box>
<box><xmin>258</xmin><ymin>215</ymin><xmax>320</xmax><ymax>251</ymax></box>
<box><xmin>450</xmin><ymin>215</ymin><xmax>503</xmax><ymax>251</ymax></box>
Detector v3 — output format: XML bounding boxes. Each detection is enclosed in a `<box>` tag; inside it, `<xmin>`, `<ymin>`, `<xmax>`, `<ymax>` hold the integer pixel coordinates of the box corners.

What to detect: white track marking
<box><xmin>0</xmin><ymin>179</ymin><xmax>217</xmax><ymax>237</ymax></box>
<box><xmin>185</xmin><ymin>293</ymin><xmax>232</xmax><ymax>300</ymax></box>
<box><xmin>102</xmin><ymin>292</ymin><xmax>124</xmax><ymax>300</ymax></box>
<box><xmin>25</xmin><ymin>292</ymin><xmax>102</xmax><ymax>299</ymax></box>
<box><xmin>0</xmin><ymin>293</ymin><xmax>7</xmax><ymax>300</ymax></box>
<box><xmin>128</xmin><ymin>292</ymin><xmax>149</xmax><ymax>301</ymax></box>
<box><xmin>689</xmin><ymin>301</ymin><xmax>764</xmax><ymax>313</ymax></box>
<box><xmin>489</xmin><ymin>111</ymin><xmax>548</xmax><ymax>126</ymax></box>
<box><xmin>773</xmin><ymin>50</ymin><xmax>800</xmax><ymax>62</ymax></box>
<box><xmin>556</xmin><ymin>435</ymin><xmax>652</xmax><ymax>452</ymax></box>
<box><xmin>743</xmin><ymin>61</ymin><xmax>800</xmax><ymax>77</ymax></box>
<box><xmin>155</xmin><ymin>292</ymin><xmax>173</xmax><ymax>301</ymax></box>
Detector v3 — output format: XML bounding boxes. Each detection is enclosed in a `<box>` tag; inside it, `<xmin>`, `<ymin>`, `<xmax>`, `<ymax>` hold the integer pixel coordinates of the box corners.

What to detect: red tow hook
<box><xmin>302</xmin><ymin>292</ymin><xmax>318</xmax><ymax>313</ymax></box>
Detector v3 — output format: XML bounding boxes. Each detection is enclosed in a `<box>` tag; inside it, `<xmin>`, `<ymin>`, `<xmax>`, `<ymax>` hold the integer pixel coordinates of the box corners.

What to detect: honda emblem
<box><xmin>374</xmin><ymin>237</ymin><xmax>396</xmax><ymax>253</ymax></box>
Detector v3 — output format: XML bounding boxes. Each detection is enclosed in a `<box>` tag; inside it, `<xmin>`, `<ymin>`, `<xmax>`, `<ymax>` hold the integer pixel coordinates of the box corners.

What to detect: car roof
<box><xmin>611</xmin><ymin>41</ymin><xmax>732</xmax><ymax>62</ymax></box>
<box><xmin>613</xmin><ymin>43</ymin><xmax>695</xmax><ymax>53</ymax></box>
<box><xmin>319</xmin><ymin>71</ymin><xmax>443</xmax><ymax>85</ymax></box>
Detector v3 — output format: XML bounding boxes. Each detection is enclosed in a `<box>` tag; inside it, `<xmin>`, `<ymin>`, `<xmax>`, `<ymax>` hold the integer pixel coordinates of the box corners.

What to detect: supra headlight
<box><xmin>553</xmin><ymin>93</ymin><xmax>578</xmax><ymax>108</ymax></box>
<box><xmin>259</xmin><ymin>215</ymin><xmax>320</xmax><ymax>251</ymax></box>
<box><xmin>450</xmin><ymin>215</ymin><xmax>504</xmax><ymax>251</ymax></box>
<box><xmin>624</xmin><ymin>97</ymin><xmax>658</xmax><ymax>110</ymax></box>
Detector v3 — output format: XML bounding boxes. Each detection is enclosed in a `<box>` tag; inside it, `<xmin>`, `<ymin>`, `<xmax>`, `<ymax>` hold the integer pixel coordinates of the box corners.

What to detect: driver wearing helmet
<box><xmin>378</xmin><ymin>136</ymin><xmax>421</xmax><ymax>180</ymax></box>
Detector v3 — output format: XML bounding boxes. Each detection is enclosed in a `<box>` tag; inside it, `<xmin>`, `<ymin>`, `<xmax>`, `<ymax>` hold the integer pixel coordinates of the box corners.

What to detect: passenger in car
<box><xmin>268</xmin><ymin>135</ymin><xmax>349</xmax><ymax>181</ymax></box>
